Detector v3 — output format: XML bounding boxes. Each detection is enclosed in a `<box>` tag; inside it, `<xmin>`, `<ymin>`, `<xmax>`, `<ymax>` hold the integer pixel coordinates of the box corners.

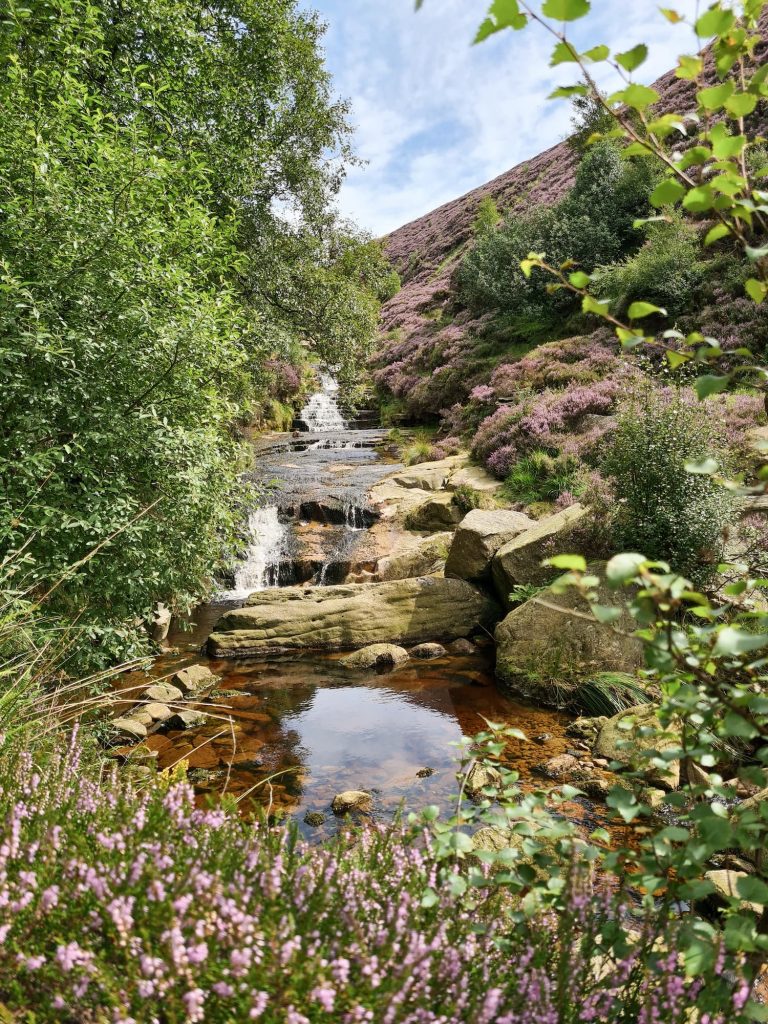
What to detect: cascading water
<box><xmin>298</xmin><ymin>371</ymin><xmax>346</xmax><ymax>432</ymax></box>
<box><xmin>220</xmin><ymin>506</ymin><xmax>289</xmax><ymax>600</ymax></box>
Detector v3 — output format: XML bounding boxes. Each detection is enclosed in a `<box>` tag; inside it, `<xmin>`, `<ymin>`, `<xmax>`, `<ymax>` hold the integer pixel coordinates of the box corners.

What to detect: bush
<box><xmin>602</xmin><ymin>388</ymin><xmax>734</xmax><ymax>585</ymax></box>
<box><xmin>0</xmin><ymin>732</ymin><xmax>753</xmax><ymax>1024</ymax></box>
<box><xmin>501</xmin><ymin>449</ymin><xmax>582</xmax><ymax>506</ymax></box>
<box><xmin>595</xmin><ymin>215</ymin><xmax>705</xmax><ymax>319</ymax></box>
<box><xmin>452</xmin><ymin>484</ymin><xmax>482</xmax><ymax>514</ymax></box>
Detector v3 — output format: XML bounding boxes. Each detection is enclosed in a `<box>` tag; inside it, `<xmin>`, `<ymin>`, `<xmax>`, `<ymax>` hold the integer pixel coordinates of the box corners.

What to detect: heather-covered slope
<box><xmin>371</xmin><ymin>41</ymin><xmax>768</xmax><ymax>452</ymax></box>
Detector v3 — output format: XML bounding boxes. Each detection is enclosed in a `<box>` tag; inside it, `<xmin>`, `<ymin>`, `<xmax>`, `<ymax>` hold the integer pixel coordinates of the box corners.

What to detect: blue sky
<box><xmin>302</xmin><ymin>0</ymin><xmax>702</xmax><ymax>237</ymax></box>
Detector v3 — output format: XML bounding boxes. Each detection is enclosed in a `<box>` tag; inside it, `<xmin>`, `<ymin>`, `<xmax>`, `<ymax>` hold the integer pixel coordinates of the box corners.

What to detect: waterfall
<box><xmin>220</xmin><ymin>506</ymin><xmax>288</xmax><ymax>600</ymax></box>
<box><xmin>299</xmin><ymin>371</ymin><xmax>346</xmax><ymax>432</ymax></box>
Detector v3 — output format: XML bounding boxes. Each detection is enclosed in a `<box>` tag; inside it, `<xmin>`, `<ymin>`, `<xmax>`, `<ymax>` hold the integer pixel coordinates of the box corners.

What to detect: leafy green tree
<box><xmin>0</xmin><ymin>0</ymin><xmax>390</xmax><ymax>667</ymax></box>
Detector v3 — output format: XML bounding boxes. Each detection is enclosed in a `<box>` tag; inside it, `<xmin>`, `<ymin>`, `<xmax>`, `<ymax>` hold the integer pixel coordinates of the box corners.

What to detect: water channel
<box><xmin>124</xmin><ymin>372</ymin><xmax>608</xmax><ymax>841</ymax></box>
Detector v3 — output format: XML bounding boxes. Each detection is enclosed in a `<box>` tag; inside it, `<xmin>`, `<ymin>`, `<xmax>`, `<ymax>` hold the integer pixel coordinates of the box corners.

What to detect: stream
<box><xmin>123</xmin><ymin>373</ymin><xmax>609</xmax><ymax>841</ymax></box>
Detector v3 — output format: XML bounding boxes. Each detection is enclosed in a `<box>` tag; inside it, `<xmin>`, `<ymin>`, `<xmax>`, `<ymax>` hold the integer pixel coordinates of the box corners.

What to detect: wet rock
<box><xmin>165</xmin><ymin>710</ymin><xmax>209</xmax><ymax>731</ymax></box>
<box><xmin>410</xmin><ymin>642</ymin><xmax>446</xmax><ymax>659</ymax></box>
<box><xmin>405</xmin><ymin>493</ymin><xmax>463</xmax><ymax>532</ymax></box>
<box><xmin>533</xmin><ymin>733</ymin><xmax>553</xmax><ymax>745</ymax></box>
<box><xmin>471</xmin><ymin>826</ymin><xmax>587</xmax><ymax>878</ymax></box>
<box><xmin>209</xmin><ymin>577</ymin><xmax>500</xmax><ymax>657</ymax></box>
<box><xmin>536</xmin><ymin>754</ymin><xmax>580</xmax><ymax>780</ymax></box>
<box><xmin>392</xmin><ymin>460</ymin><xmax>458</xmax><ymax>491</ymax></box>
<box><xmin>143</xmin><ymin>682</ymin><xmax>184</xmax><ymax>704</ymax></box>
<box><xmin>111</xmin><ymin>718</ymin><xmax>147</xmax><ymax>742</ymax></box>
<box><xmin>449</xmin><ymin>638</ymin><xmax>477</xmax><ymax>655</ymax></box>
<box><xmin>494</xmin><ymin>568</ymin><xmax>642</xmax><ymax>707</ymax></box>
<box><xmin>304</xmin><ymin>811</ymin><xmax>326</xmax><ymax>827</ymax></box>
<box><xmin>339</xmin><ymin>644</ymin><xmax>409</xmax><ymax>670</ymax></box>
<box><xmin>465</xmin><ymin>762</ymin><xmax>502</xmax><ymax>797</ymax></box>
<box><xmin>704</xmin><ymin>870</ymin><xmax>761</xmax><ymax>914</ymax></box>
<box><xmin>150</xmin><ymin>603</ymin><xmax>172</xmax><ymax>643</ymax></box>
<box><xmin>445</xmin><ymin>509</ymin><xmax>534</xmax><ymax>583</ymax></box>
<box><xmin>566</xmin><ymin>717</ymin><xmax>604</xmax><ymax>742</ymax></box>
<box><xmin>331</xmin><ymin>790</ymin><xmax>372</xmax><ymax>815</ymax></box>
<box><xmin>143</xmin><ymin>702</ymin><xmax>173</xmax><ymax>723</ymax></box>
<box><xmin>593</xmin><ymin>703</ymin><xmax>680</xmax><ymax>789</ymax></box>
<box><xmin>174</xmin><ymin>664</ymin><xmax>217</xmax><ymax>695</ymax></box>
<box><xmin>491</xmin><ymin>504</ymin><xmax>588</xmax><ymax>603</ymax></box>
<box><xmin>416</xmin><ymin>767</ymin><xmax>435</xmax><ymax>778</ymax></box>
<box><xmin>376</xmin><ymin>533</ymin><xmax>453</xmax><ymax>582</ymax></box>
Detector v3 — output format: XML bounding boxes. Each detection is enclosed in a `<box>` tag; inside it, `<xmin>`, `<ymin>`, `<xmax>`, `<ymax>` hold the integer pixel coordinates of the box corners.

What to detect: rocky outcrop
<box><xmin>339</xmin><ymin>644</ymin><xmax>409</xmax><ymax>670</ymax></box>
<box><xmin>491</xmin><ymin>504</ymin><xmax>588</xmax><ymax>604</ymax></box>
<box><xmin>410</xmin><ymin>642</ymin><xmax>446</xmax><ymax>659</ymax></box>
<box><xmin>208</xmin><ymin>576</ymin><xmax>501</xmax><ymax>657</ymax></box>
<box><xmin>375</xmin><ymin>532</ymin><xmax>452</xmax><ymax>581</ymax></box>
<box><xmin>332</xmin><ymin>790</ymin><xmax>372</xmax><ymax>814</ymax></box>
<box><xmin>494</xmin><ymin>571</ymin><xmax>642</xmax><ymax>707</ymax></box>
<box><xmin>392</xmin><ymin>455</ymin><xmax>466</xmax><ymax>491</ymax></box>
<box><xmin>593</xmin><ymin>703</ymin><xmax>680</xmax><ymax>788</ymax></box>
<box><xmin>405</xmin><ymin>493</ymin><xmax>463</xmax><ymax>531</ymax></box>
<box><xmin>445</xmin><ymin>509</ymin><xmax>533</xmax><ymax>582</ymax></box>
<box><xmin>447</xmin><ymin>465</ymin><xmax>503</xmax><ymax>494</ymax></box>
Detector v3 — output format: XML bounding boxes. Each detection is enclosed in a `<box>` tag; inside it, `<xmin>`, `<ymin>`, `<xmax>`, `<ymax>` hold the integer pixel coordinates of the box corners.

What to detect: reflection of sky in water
<box><xmin>281</xmin><ymin>685</ymin><xmax>460</xmax><ymax>793</ymax></box>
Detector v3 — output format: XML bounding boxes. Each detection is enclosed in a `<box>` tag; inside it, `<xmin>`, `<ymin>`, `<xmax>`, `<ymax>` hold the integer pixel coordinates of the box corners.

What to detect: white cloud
<box><xmin>308</xmin><ymin>0</ymin><xmax>701</xmax><ymax>235</ymax></box>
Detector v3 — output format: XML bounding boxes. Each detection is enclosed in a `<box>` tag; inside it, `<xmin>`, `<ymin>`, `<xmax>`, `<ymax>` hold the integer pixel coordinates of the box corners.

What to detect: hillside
<box><xmin>371</xmin><ymin>43</ymin><xmax>768</xmax><ymax>470</ymax></box>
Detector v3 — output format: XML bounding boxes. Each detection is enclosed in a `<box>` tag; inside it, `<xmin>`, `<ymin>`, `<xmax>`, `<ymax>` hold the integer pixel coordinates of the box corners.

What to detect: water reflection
<box><xmin>136</xmin><ymin>641</ymin><xmax>599</xmax><ymax>839</ymax></box>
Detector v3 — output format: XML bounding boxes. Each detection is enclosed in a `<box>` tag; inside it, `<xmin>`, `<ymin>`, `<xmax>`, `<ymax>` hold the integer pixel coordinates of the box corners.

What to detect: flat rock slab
<box><xmin>445</xmin><ymin>509</ymin><xmax>534</xmax><ymax>582</ymax></box>
<box><xmin>208</xmin><ymin>576</ymin><xmax>501</xmax><ymax>658</ymax></box>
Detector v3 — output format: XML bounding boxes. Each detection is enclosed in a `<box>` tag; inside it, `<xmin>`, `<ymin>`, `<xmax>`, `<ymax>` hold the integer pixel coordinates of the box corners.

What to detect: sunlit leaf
<box><xmin>615</xmin><ymin>44</ymin><xmax>648</xmax><ymax>72</ymax></box>
<box><xmin>541</xmin><ymin>0</ymin><xmax>590</xmax><ymax>21</ymax></box>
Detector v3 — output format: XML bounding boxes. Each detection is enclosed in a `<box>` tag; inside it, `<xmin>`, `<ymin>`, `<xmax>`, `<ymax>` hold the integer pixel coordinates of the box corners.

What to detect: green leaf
<box><xmin>650</xmin><ymin>178</ymin><xmax>686</xmax><ymax>207</ymax></box>
<box><xmin>666</xmin><ymin>349</ymin><xmax>692</xmax><ymax>369</ymax></box>
<box><xmin>723</xmin><ymin>712</ymin><xmax>759</xmax><ymax>739</ymax></box>
<box><xmin>746</xmin><ymin>243</ymin><xmax>768</xmax><ymax>261</ymax></box>
<box><xmin>612</xmin><ymin>83</ymin><xmax>660</xmax><ymax>110</ymax></box>
<box><xmin>713</xmin><ymin>626</ymin><xmax>768</xmax><ymax>656</ymax></box>
<box><xmin>581</xmin><ymin>294</ymin><xmax>612</xmax><ymax>319</ymax></box>
<box><xmin>685</xmin><ymin>457</ymin><xmax>719</xmax><ymax>475</ymax></box>
<box><xmin>682</xmin><ymin>185</ymin><xmax>715</xmax><ymax>212</ymax></box>
<box><xmin>660</xmin><ymin>8</ymin><xmax>683</xmax><ymax>23</ymax></box>
<box><xmin>698</xmin><ymin>81</ymin><xmax>735</xmax><ymax>111</ymax></box>
<box><xmin>420</xmin><ymin>887</ymin><xmax>439</xmax><ymax>907</ymax></box>
<box><xmin>746</xmin><ymin>278</ymin><xmax>767</xmax><ymax>303</ymax></box>
<box><xmin>568</xmin><ymin>270</ymin><xmax>590</xmax><ymax>288</ymax></box>
<box><xmin>710</xmin><ymin>122</ymin><xmax>746</xmax><ymax>159</ymax></box>
<box><xmin>548</xmin><ymin>84</ymin><xmax>589</xmax><ymax>99</ymax></box>
<box><xmin>591</xmin><ymin>603</ymin><xmax>622</xmax><ymax>624</ymax></box>
<box><xmin>704</xmin><ymin>223</ymin><xmax>731</xmax><ymax>245</ymax></box>
<box><xmin>628</xmin><ymin>301</ymin><xmax>666</xmax><ymax>319</ymax></box>
<box><xmin>550</xmin><ymin>41</ymin><xmax>578</xmax><ymax>65</ymax></box>
<box><xmin>606</xmin><ymin>552</ymin><xmax>646</xmax><ymax>585</ymax></box>
<box><xmin>447</xmin><ymin>831</ymin><xmax>474</xmax><ymax>854</ymax></box>
<box><xmin>615</xmin><ymin>44</ymin><xmax>648</xmax><ymax>72</ymax></box>
<box><xmin>695</xmin><ymin>7</ymin><xmax>736</xmax><ymax>37</ymax></box>
<box><xmin>474</xmin><ymin>0</ymin><xmax>527</xmax><ymax>42</ymax></box>
<box><xmin>676</xmin><ymin>54</ymin><xmax>704</xmax><ymax>80</ymax></box>
<box><xmin>582</xmin><ymin>44</ymin><xmax>609</xmax><ymax>62</ymax></box>
<box><xmin>607</xmin><ymin>786</ymin><xmax>643</xmax><ymax>823</ymax></box>
<box><xmin>725</xmin><ymin>92</ymin><xmax>758</xmax><ymax>117</ymax></box>
<box><xmin>694</xmin><ymin>373</ymin><xmax>731</xmax><ymax>398</ymax></box>
<box><xmin>546</xmin><ymin>554</ymin><xmax>587</xmax><ymax>571</ymax></box>
<box><xmin>541</xmin><ymin>0</ymin><xmax>590</xmax><ymax>21</ymax></box>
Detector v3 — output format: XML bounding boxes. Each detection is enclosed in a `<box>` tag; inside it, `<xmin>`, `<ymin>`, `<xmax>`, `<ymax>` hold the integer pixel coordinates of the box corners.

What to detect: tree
<box><xmin>0</xmin><ymin>0</ymin><xmax>390</xmax><ymax>667</ymax></box>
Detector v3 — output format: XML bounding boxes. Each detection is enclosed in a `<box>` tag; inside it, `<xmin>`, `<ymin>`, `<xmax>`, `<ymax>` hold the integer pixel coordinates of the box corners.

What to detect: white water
<box><xmin>220</xmin><ymin>506</ymin><xmax>288</xmax><ymax>600</ymax></box>
<box><xmin>299</xmin><ymin>371</ymin><xmax>346</xmax><ymax>432</ymax></box>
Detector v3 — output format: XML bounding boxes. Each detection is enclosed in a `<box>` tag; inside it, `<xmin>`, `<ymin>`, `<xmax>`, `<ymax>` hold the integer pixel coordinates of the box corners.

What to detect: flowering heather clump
<box><xmin>473</xmin><ymin>379</ymin><xmax>621</xmax><ymax>478</ymax></box>
<box><xmin>264</xmin><ymin>359</ymin><xmax>301</xmax><ymax>399</ymax></box>
<box><xmin>488</xmin><ymin>330</ymin><xmax>630</xmax><ymax>396</ymax></box>
<box><xmin>0</xmin><ymin>732</ymin><xmax>752</xmax><ymax>1023</ymax></box>
<box><xmin>428</xmin><ymin>435</ymin><xmax>462</xmax><ymax>460</ymax></box>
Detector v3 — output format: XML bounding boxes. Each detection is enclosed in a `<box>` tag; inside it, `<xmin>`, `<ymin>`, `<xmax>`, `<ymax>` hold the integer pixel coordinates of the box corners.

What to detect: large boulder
<box><xmin>492</xmin><ymin>504</ymin><xmax>588</xmax><ymax>604</ymax></box>
<box><xmin>405</xmin><ymin>493</ymin><xmax>463</xmax><ymax>532</ymax></box>
<box><xmin>208</xmin><ymin>576</ymin><xmax>501</xmax><ymax>657</ymax></box>
<box><xmin>593</xmin><ymin>703</ymin><xmax>680</xmax><ymax>789</ymax></box>
<box><xmin>339</xmin><ymin>644</ymin><xmax>409</xmax><ymax>670</ymax></box>
<box><xmin>376</xmin><ymin>533</ymin><xmax>453</xmax><ymax>582</ymax></box>
<box><xmin>445</xmin><ymin>509</ymin><xmax>534</xmax><ymax>582</ymax></box>
<box><xmin>494</xmin><ymin>570</ymin><xmax>643</xmax><ymax>707</ymax></box>
<box><xmin>392</xmin><ymin>456</ymin><xmax>465</xmax><ymax>491</ymax></box>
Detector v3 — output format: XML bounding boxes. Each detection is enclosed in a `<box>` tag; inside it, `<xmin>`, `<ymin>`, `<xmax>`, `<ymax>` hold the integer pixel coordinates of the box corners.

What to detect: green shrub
<box><xmin>501</xmin><ymin>450</ymin><xmax>582</xmax><ymax>505</ymax></box>
<box><xmin>572</xmin><ymin>672</ymin><xmax>652</xmax><ymax>717</ymax></box>
<box><xmin>594</xmin><ymin>214</ymin><xmax>705</xmax><ymax>319</ymax></box>
<box><xmin>402</xmin><ymin>440</ymin><xmax>433</xmax><ymax>466</ymax></box>
<box><xmin>452</xmin><ymin>484</ymin><xmax>482</xmax><ymax>514</ymax></box>
<box><xmin>602</xmin><ymin>389</ymin><xmax>734</xmax><ymax>585</ymax></box>
<box><xmin>472</xmin><ymin>195</ymin><xmax>501</xmax><ymax>236</ymax></box>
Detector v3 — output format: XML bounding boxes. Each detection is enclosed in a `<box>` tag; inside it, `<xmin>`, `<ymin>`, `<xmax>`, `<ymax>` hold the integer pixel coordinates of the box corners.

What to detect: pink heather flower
<box><xmin>249</xmin><ymin>992</ymin><xmax>269</xmax><ymax>1018</ymax></box>
<box><xmin>311</xmin><ymin>985</ymin><xmax>336</xmax><ymax>1012</ymax></box>
<box><xmin>182</xmin><ymin>988</ymin><xmax>206</xmax><ymax>1022</ymax></box>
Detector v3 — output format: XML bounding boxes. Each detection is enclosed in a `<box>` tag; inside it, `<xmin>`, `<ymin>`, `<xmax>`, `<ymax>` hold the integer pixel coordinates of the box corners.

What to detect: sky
<box><xmin>301</xmin><ymin>0</ymin><xmax>703</xmax><ymax>237</ymax></box>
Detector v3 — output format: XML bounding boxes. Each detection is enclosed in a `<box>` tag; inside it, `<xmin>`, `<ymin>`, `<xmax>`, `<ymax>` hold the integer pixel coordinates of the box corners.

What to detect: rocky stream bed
<box><xmin>110</xmin><ymin>374</ymin><xmax>647</xmax><ymax>843</ymax></box>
